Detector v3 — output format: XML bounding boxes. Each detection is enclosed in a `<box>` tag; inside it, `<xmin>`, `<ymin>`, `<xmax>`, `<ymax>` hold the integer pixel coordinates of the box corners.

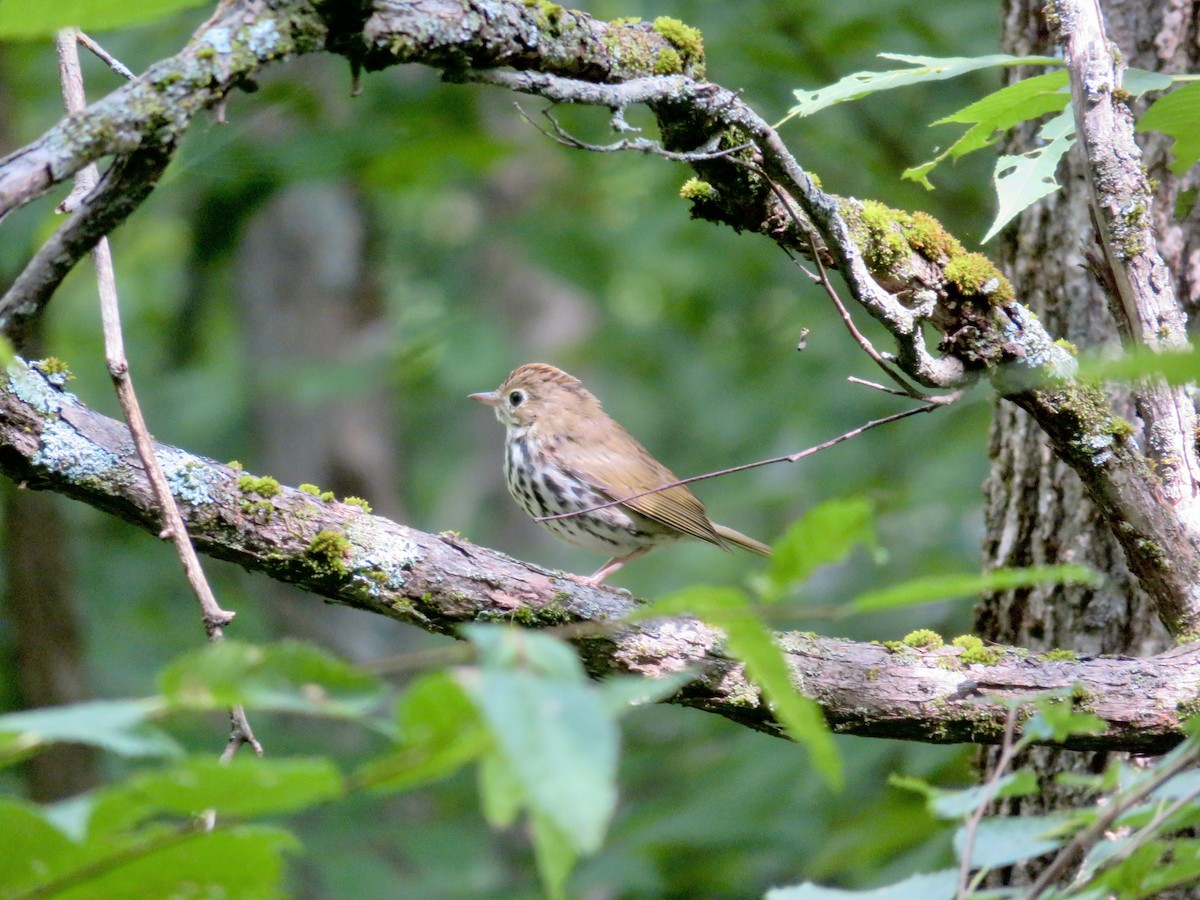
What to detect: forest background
<box><xmin>0</xmin><ymin>0</ymin><xmax>1105</xmax><ymax>896</ymax></box>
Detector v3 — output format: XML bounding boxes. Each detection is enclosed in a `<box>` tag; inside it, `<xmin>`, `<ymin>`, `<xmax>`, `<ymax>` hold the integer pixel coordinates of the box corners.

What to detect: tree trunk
<box><xmin>980</xmin><ymin>0</ymin><xmax>1200</xmax><ymax>887</ymax></box>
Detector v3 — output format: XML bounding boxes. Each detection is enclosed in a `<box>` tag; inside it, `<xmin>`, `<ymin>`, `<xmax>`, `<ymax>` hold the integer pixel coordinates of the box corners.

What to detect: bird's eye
<box><xmin>508</xmin><ymin>390</ymin><xmax>525</xmax><ymax>407</ymax></box>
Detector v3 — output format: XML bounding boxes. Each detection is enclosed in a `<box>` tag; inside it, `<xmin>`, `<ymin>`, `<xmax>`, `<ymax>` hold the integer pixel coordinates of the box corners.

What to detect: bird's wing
<box><xmin>565</xmin><ymin>432</ymin><xmax>726</xmax><ymax>548</ymax></box>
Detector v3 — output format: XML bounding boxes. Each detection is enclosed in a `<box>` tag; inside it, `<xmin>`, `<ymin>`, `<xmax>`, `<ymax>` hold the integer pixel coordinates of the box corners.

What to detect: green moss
<box><xmin>343</xmin><ymin>496</ymin><xmax>373</xmax><ymax>514</ymax></box>
<box><xmin>653</xmin><ymin>47</ymin><xmax>683</xmax><ymax>75</ymax></box>
<box><xmin>611</xmin><ymin>16</ymin><xmax>642</xmax><ymax>25</ymax></box>
<box><xmin>524</xmin><ymin>0</ymin><xmax>564</xmax><ymax>28</ymax></box>
<box><xmin>952</xmin><ymin>634</ymin><xmax>1002</xmax><ymax>666</ymax></box>
<box><xmin>900</xmin><ymin>210</ymin><xmax>964</xmax><ymax>260</ymax></box>
<box><xmin>866</xmin><ymin>667</ymin><xmax>880</xmax><ymax>681</ymax></box>
<box><xmin>298</xmin><ymin>483</ymin><xmax>322</xmax><ymax>496</ymax></box>
<box><xmin>680</xmin><ymin>177</ymin><xmax>716</xmax><ymax>201</ymax></box>
<box><xmin>196</xmin><ymin>45</ymin><xmax>216</xmax><ymax>61</ymax></box>
<box><xmin>227</xmin><ymin>460</ymin><xmax>243</xmax><ymax>471</ymax></box>
<box><xmin>1054</xmin><ymin>338</ymin><xmax>1079</xmax><ymax>356</ymax></box>
<box><xmin>944</xmin><ymin>252</ymin><xmax>1016</xmax><ymax>306</ymax></box>
<box><xmin>320</xmin><ymin>491</ymin><xmax>335</xmax><ymax>502</ymax></box>
<box><xmin>237</xmin><ymin>474</ymin><xmax>281</xmax><ymax>497</ymax></box>
<box><xmin>1177</xmin><ymin>696</ymin><xmax>1200</xmax><ymax>719</ymax></box>
<box><xmin>1041</xmin><ymin>648</ymin><xmax>1079</xmax><ymax>662</ymax></box>
<box><xmin>855</xmin><ymin>200</ymin><xmax>910</xmax><ymax>270</ymax></box>
<box><xmin>32</xmin><ymin>357</ymin><xmax>74</xmax><ymax>381</ymax></box>
<box><xmin>651</xmin><ymin>16</ymin><xmax>703</xmax><ymax>62</ymax></box>
<box><xmin>882</xmin><ymin>640</ymin><xmax>907</xmax><ymax>653</ymax></box>
<box><xmin>308</xmin><ymin>529</ymin><xmax>351</xmax><ymax>575</ymax></box>
<box><xmin>1136</xmin><ymin>539</ymin><xmax>1170</xmax><ymax>570</ymax></box>
<box><xmin>902</xmin><ymin>628</ymin><xmax>943</xmax><ymax>649</ymax></box>
<box><xmin>1109</xmin><ymin>416</ymin><xmax>1135</xmax><ymax>439</ymax></box>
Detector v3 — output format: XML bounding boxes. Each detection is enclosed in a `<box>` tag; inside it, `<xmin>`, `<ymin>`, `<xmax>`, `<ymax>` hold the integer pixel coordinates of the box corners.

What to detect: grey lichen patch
<box><xmin>34</xmin><ymin>418</ymin><xmax>123</xmax><ymax>486</ymax></box>
<box><xmin>995</xmin><ymin>307</ymin><xmax>1079</xmax><ymax>383</ymax></box>
<box><xmin>346</xmin><ymin>516</ymin><xmax>420</xmax><ymax>596</ymax></box>
<box><xmin>8</xmin><ymin>359</ymin><xmax>71</xmax><ymax>414</ymax></box>
<box><xmin>159</xmin><ymin>447</ymin><xmax>217</xmax><ymax>505</ymax></box>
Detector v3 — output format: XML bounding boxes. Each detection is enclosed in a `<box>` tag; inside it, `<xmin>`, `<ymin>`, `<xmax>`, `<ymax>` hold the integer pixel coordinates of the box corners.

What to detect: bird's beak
<box><xmin>469</xmin><ymin>390</ymin><xmax>500</xmax><ymax>407</ymax></box>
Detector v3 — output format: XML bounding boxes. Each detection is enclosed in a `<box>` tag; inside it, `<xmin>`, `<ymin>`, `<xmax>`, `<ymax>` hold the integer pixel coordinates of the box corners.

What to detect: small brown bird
<box><xmin>470</xmin><ymin>363</ymin><xmax>770</xmax><ymax>584</ymax></box>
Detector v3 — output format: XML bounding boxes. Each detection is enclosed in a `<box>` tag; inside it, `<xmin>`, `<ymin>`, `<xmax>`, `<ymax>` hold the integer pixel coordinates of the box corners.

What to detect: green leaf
<box><xmin>460</xmin><ymin>628</ymin><xmax>618</xmax><ymax>855</ymax></box>
<box><xmin>1079</xmin><ymin>346</ymin><xmax>1200</xmax><ymax>385</ymax></box>
<box><xmin>889</xmin><ymin>771</ymin><xmax>1038</xmax><ymax>820</ymax></box>
<box><xmin>1124</xmin><ymin>68</ymin><xmax>1177</xmax><ymax>97</ymax></box>
<box><xmin>0</xmin><ymin>799</ymin><xmax>76</xmax><ymax>893</ymax></box>
<box><xmin>0</xmin><ymin>0</ymin><xmax>211</xmax><ymax>39</ymax></box>
<box><xmin>848</xmin><ymin>564</ymin><xmax>1098</xmax><ymax>614</ymax></box>
<box><xmin>531</xmin><ymin>811</ymin><xmax>578</xmax><ymax>900</ymax></box>
<box><xmin>982</xmin><ymin>109</ymin><xmax>1075</xmax><ymax>242</ymax></box>
<box><xmin>464</xmin><ymin>623</ymin><xmax>584</xmax><ymax>681</ymax></box>
<box><xmin>1023</xmin><ymin>695</ymin><xmax>1107</xmax><ymax>743</ymax></box>
<box><xmin>766</xmin><ymin>869</ymin><xmax>959</xmax><ymax>899</ymax></box>
<box><xmin>903</xmin><ymin>71</ymin><xmax>1069</xmax><ymax>189</ymax></box>
<box><xmin>1139</xmin><ymin>81</ymin><xmax>1200</xmax><ymax>174</ymax></box>
<box><xmin>598</xmin><ymin>671</ymin><xmax>695</xmax><ymax>714</ymax></box>
<box><xmin>955</xmin><ymin>813</ymin><xmax>1074</xmax><ymax>869</ymax></box>
<box><xmin>641</xmin><ymin>587</ymin><xmax>841</xmax><ymax>788</ymax></box>
<box><xmin>124</xmin><ymin>756</ymin><xmax>343</xmax><ymax>818</ymax></box>
<box><xmin>355</xmin><ymin>671</ymin><xmax>488</xmax><ymax>793</ymax></box>
<box><xmin>0</xmin><ymin>699</ymin><xmax>180</xmax><ymax>763</ymax></box>
<box><xmin>787</xmin><ymin>53</ymin><xmax>1061</xmax><ymax>120</ymax></box>
<box><xmin>764</xmin><ymin>497</ymin><xmax>875</xmax><ymax>598</ymax></box>
<box><xmin>45</xmin><ymin>826</ymin><xmax>299</xmax><ymax>900</ymax></box>
<box><xmin>158</xmin><ymin>639</ymin><xmax>384</xmax><ymax>718</ymax></box>
<box><xmin>478</xmin><ymin>749</ymin><xmax>524</xmax><ymax>829</ymax></box>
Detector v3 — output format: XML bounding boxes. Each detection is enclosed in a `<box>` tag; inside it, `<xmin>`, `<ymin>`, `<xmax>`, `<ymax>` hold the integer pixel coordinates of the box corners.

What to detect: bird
<box><xmin>470</xmin><ymin>363</ymin><xmax>770</xmax><ymax>584</ymax></box>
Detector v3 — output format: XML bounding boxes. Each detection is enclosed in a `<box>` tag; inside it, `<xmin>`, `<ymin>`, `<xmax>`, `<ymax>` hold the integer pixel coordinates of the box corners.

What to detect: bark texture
<box><xmin>981</xmin><ymin>0</ymin><xmax>1200</xmax><ymax>887</ymax></box>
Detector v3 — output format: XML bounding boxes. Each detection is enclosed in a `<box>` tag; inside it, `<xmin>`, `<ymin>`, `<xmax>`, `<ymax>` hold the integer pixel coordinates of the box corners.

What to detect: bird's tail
<box><xmin>713</xmin><ymin>523</ymin><xmax>772</xmax><ymax>557</ymax></box>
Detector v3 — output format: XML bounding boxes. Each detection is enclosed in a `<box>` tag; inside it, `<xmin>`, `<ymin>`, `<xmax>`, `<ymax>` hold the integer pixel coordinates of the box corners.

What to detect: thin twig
<box><xmin>54</xmin><ymin>30</ymin><xmax>260</xmax><ymax>776</ymax></box>
<box><xmin>1025</xmin><ymin>737</ymin><xmax>1200</xmax><ymax>897</ymax></box>
<box><xmin>958</xmin><ymin>706</ymin><xmax>1021</xmax><ymax>898</ymax></box>
<box><xmin>535</xmin><ymin>403</ymin><xmax>939</xmax><ymax>523</ymax></box>
<box><xmin>847</xmin><ymin>376</ymin><xmax>913</xmax><ymax>398</ymax></box>
<box><xmin>75</xmin><ymin>31</ymin><xmax>136</xmax><ymax>81</ymax></box>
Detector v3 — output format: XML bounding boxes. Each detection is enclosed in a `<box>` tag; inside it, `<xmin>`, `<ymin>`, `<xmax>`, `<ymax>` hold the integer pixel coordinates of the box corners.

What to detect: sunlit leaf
<box><xmin>356</xmin><ymin>671</ymin><xmax>488</xmax><ymax>793</ymax></box>
<box><xmin>890</xmin><ymin>770</ymin><xmax>1039</xmax><ymax>820</ymax></box>
<box><xmin>531</xmin><ymin>810</ymin><xmax>578</xmax><ymax>900</ymax></box>
<box><xmin>0</xmin><ymin>699</ymin><xmax>180</xmax><ymax>763</ymax></box>
<box><xmin>766</xmin><ymin>868</ymin><xmax>959</xmax><ymax>899</ymax></box>
<box><xmin>848</xmin><ymin>564</ymin><xmax>1098</xmax><ymax>614</ymax></box>
<box><xmin>0</xmin><ymin>0</ymin><xmax>210</xmax><ymax>38</ymax></box>
<box><xmin>982</xmin><ymin>110</ymin><xmax>1075</xmax><ymax>242</ymax></box>
<box><xmin>642</xmin><ymin>587</ymin><xmax>841</xmax><ymax>787</ymax></box>
<box><xmin>1139</xmin><ymin>81</ymin><xmax>1200</xmax><ymax>175</ymax></box>
<box><xmin>45</xmin><ymin>826</ymin><xmax>298</xmax><ymax>900</ymax></box>
<box><xmin>158</xmin><ymin>640</ymin><xmax>384</xmax><ymax>718</ymax></box>
<box><xmin>764</xmin><ymin>497</ymin><xmax>875</xmax><ymax>598</ymax></box>
<box><xmin>955</xmin><ymin>814</ymin><xmax>1074</xmax><ymax>868</ymax></box>
<box><xmin>124</xmin><ymin>756</ymin><xmax>343</xmax><ymax>818</ymax></box>
<box><xmin>460</xmin><ymin>627</ymin><xmax>618</xmax><ymax>855</ymax></box>
<box><xmin>0</xmin><ymin>799</ymin><xmax>76</xmax><ymax>893</ymax></box>
<box><xmin>787</xmin><ymin>53</ymin><xmax>1061</xmax><ymax>120</ymax></box>
<box><xmin>903</xmin><ymin>71</ymin><xmax>1069</xmax><ymax>190</ymax></box>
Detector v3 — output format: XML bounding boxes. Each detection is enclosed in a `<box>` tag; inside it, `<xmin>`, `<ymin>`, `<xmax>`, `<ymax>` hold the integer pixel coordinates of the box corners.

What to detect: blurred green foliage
<box><xmin>0</xmin><ymin>0</ymin><xmax>1013</xmax><ymax>895</ymax></box>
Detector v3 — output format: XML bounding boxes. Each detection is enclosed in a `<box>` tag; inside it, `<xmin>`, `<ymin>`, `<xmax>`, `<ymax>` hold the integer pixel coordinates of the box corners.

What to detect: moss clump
<box><xmin>1177</xmin><ymin>696</ymin><xmax>1200</xmax><ymax>719</ymax></box>
<box><xmin>227</xmin><ymin>460</ymin><xmax>243</xmax><ymax>471</ymax></box>
<box><xmin>902</xmin><ymin>629</ymin><xmax>943</xmax><ymax>649</ymax></box>
<box><xmin>881</xmin><ymin>640</ymin><xmax>907</xmax><ymax>653</ymax></box>
<box><xmin>343</xmin><ymin>496</ymin><xmax>372</xmax><ymax>514</ymax></box>
<box><xmin>32</xmin><ymin>357</ymin><xmax>74</xmax><ymax>382</ymax></box>
<box><xmin>944</xmin><ymin>252</ymin><xmax>1016</xmax><ymax>306</ymax></box>
<box><xmin>1054</xmin><ymin>338</ymin><xmax>1079</xmax><ymax>355</ymax></box>
<box><xmin>680</xmin><ymin>178</ymin><xmax>716</xmax><ymax>201</ymax></box>
<box><xmin>952</xmin><ymin>634</ymin><xmax>1002</xmax><ymax>665</ymax></box>
<box><xmin>653</xmin><ymin>47</ymin><xmax>683</xmax><ymax>75</ymax></box>
<box><xmin>1041</xmin><ymin>648</ymin><xmax>1079</xmax><ymax>662</ymax></box>
<box><xmin>523</xmin><ymin>0</ymin><xmax>563</xmax><ymax>28</ymax></box>
<box><xmin>856</xmin><ymin>200</ymin><xmax>909</xmax><ymax>270</ymax></box>
<box><xmin>238</xmin><ymin>474</ymin><xmax>281</xmax><ymax>497</ymax></box>
<box><xmin>298</xmin><ymin>483</ymin><xmax>322</xmax><ymax>496</ymax></box>
<box><xmin>652</xmin><ymin>16</ymin><xmax>703</xmax><ymax>63</ymax></box>
<box><xmin>308</xmin><ymin>529</ymin><xmax>351</xmax><ymax>575</ymax></box>
<box><xmin>900</xmin><ymin>210</ymin><xmax>964</xmax><ymax>260</ymax></box>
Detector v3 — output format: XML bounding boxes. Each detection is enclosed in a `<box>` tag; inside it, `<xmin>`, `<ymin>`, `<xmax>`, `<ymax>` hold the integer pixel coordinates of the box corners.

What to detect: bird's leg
<box><xmin>577</xmin><ymin>546</ymin><xmax>654</xmax><ymax>585</ymax></box>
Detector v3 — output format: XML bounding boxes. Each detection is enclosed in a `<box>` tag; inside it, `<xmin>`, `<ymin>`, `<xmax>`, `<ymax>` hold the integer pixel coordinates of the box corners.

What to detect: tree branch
<box><xmin>1</xmin><ymin>360</ymin><xmax>1197</xmax><ymax>753</ymax></box>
